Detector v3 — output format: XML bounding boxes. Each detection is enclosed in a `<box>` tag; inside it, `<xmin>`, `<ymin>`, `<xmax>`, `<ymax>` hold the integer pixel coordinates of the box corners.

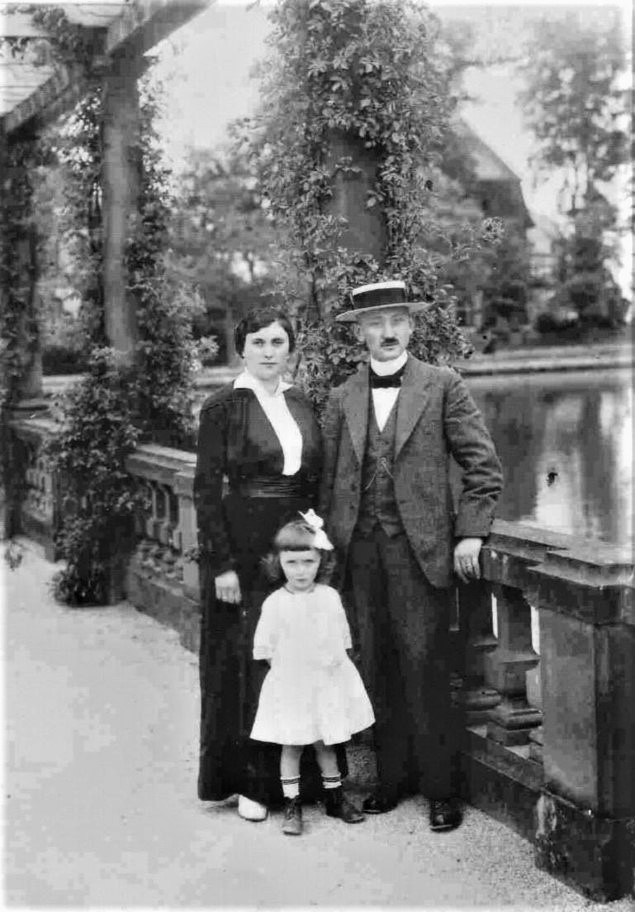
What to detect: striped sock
<box><xmin>281</xmin><ymin>776</ymin><xmax>300</xmax><ymax>799</ymax></box>
<box><xmin>322</xmin><ymin>775</ymin><xmax>341</xmax><ymax>791</ymax></box>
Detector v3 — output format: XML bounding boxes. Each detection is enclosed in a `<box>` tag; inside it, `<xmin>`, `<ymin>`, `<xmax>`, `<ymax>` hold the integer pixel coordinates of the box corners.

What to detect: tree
<box><xmin>518</xmin><ymin>10</ymin><xmax>630</xmax><ymax>332</ymax></box>
<box><xmin>167</xmin><ymin>148</ymin><xmax>280</xmax><ymax>362</ymax></box>
<box><xmin>518</xmin><ymin>9</ymin><xmax>629</xmax><ymax>220</ymax></box>
<box><xmin>552</xmin><ymin>208</ymin><xmax>628</xmax><ymax>329</ymax></box>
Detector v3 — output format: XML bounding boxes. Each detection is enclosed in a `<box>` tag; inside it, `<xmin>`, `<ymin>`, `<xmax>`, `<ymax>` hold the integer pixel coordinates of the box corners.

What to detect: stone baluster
<box><xmin>134</xmin><ymin>482</ymin><xmax>150</xmax><ymax>536</ymax></box>
<box><xmin>144</xmin><ymin>483</ymin><xmax>163</xmax><ymax>571</ymax></box>
<box><xmin>174</xmin><ymin>469</ymin><xmax>199</xmax><ymax>599</ymax></box>
<box><xmin>145</xmin><ymin>481</ymin><xmax>159</xmax><ymax>540</ymax></box>
<box><xmin>156</xmin><ymin>485</ymin><xmax>171</xmax><ymax>547</ymax></box>
<box><xmin>167</xmin><ymin>489</ymin><xmax>180</xmax><ymax>550</ymax></box>
<box><xmin>457</xmin><ymin>580</ymin><xmax>501</xmax><ymax>724</ymax></box>
<box><xmin>526</xmin><ymin>602</ymin><xmax>544</xmax><ymax>763</ymax></box>
<box><xmin>484</xmin><ymin>583</ymin><xmax>542</xmax><ymax>745</ymax></box>
<box><xmin>39</xmin><ymin>455</ymin><xmax>54</xmax><ymax>525</ymax></box>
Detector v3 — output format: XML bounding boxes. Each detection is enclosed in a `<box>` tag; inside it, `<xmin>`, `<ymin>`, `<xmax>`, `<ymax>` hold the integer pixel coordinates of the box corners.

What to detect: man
<box><xmin>319</xmin><ymin>280</ymin><xmax>503</xmax><ymax>831</ymax></box>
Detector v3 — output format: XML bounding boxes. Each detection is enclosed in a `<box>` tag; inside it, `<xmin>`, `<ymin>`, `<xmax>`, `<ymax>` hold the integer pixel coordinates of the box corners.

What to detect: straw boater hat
<box><xmin>335</xmin><ymin>280</ymin><xmax>433</xmax><ymax>323</ymax></box>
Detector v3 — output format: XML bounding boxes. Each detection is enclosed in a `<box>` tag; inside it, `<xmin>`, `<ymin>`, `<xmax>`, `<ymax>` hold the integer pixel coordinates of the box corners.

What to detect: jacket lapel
<box><xmin>395</xmin><ymin>357</ymin><xmax>430</xmax><ymax>460</ymax></box>
<box><xmin>342</xmin><ymin>369</ymin><xmax>369</xmax><ymax>467</ymax></box>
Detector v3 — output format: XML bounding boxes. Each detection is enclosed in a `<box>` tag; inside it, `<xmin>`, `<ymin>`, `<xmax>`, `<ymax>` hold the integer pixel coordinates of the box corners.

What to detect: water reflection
<box><xmin>468</xmin><ymin>367</ymin><xmax>633</xmax><ymax>547</ymax></box>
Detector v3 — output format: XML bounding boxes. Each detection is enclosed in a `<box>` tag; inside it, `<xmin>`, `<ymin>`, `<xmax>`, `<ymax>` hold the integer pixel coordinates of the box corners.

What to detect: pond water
<box><xmin>467</xmin><ymin>367</ymin><xmax>633</xmax><ymax>548</ymax></box>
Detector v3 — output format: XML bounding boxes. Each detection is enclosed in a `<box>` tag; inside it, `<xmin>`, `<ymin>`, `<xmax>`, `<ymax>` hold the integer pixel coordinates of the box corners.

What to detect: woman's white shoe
<box><xmin>205</xmin><ymin>794</ymin><xmax>239</xmax><ymax>808</ymax></box>
<box><xmin>237</xmin><ymin>795</ymin><xmax>268</xmax><ymax>821</ymax></box>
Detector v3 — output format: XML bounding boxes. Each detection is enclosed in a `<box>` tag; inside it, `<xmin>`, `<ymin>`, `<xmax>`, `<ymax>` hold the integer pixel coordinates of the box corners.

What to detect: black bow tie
<box><xmin>369</xmin><ymin>364</ymin><xmax>406</xmax><ymax>389</ymax></box>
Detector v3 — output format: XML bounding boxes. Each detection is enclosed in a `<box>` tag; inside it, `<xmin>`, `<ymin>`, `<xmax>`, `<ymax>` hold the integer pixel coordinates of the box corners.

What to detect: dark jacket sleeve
<box><xmin>193</xmin><ymin>398</ymin><xmax>235</xmax><ymax>578</ymax></box>
<box><xmin>318</xmin><ymin>387</ymin><xmax>343</xmax><ymax>520</ymax></box>
<box><xmin>443</xmin><ymin>369</ymin><xmax>503</xmax><ymax>538</ymax></box>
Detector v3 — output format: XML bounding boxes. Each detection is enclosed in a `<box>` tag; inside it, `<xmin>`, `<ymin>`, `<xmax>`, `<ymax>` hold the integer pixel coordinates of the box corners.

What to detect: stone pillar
<box><xmin>484</xmin><ymin>584</ymin><xmax>542</xmax><ymax>746</ymax></box>
<box><xmin>532</xmin><ymin>545</ymin><xmax>635</xmax><ymax>901</ymax></box>
<box><xmin>101</xmin><ymin>54</ymin><xmax>141</xmax><ymax>359</ymax></box>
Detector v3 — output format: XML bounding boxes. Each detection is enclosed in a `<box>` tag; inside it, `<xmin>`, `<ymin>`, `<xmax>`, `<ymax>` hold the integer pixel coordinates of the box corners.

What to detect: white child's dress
<box><xmin>250</xmin><ymin>584</ymin><xmax>375</xmax><ymax>746</ymax></box>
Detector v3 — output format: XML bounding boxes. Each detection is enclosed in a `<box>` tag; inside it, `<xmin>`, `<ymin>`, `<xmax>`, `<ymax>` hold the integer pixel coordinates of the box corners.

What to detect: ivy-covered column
<box><xmin>1</xmin><ymin>128</ymin><xmax>44</xmax><ymax>405</ymax></box>
<box><xmin>101</xmin><ymin>56</ymin><xmax>142</xmax><ymax>359</ymax></box>
<box><xmin>325</xmin><ymin>131</ymin><xmax>386</xmax><ymax>266</ymax></box>
<box><xmin>246</xmin><ymin>0</ymin><xmax>474</xmax><ymax>412</ymax></box>
<box><xmin>0</xmin><ymin>124</ymin><xmax>45</xmax><ymax>540</ymax></box>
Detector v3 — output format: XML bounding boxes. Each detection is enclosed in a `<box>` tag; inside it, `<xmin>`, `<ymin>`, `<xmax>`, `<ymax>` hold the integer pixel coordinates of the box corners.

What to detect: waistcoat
<box><xmin>355</xmin><ymin>395</ymin><xmax>404</xmax><ymax>537</ymax></box>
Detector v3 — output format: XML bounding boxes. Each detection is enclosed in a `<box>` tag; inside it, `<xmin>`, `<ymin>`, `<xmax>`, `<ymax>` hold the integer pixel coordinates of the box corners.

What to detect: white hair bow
<box><xmin>299</xmin><ymin>509</ymin><xmax>334</xmax><ymax>551</ymax></box>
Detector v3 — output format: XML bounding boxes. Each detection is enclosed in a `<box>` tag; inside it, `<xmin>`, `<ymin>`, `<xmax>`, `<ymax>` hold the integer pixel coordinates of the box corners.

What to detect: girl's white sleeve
<box><xmin>330</xmin><ymin>588</ymin><xmax>353</xmax><ymax>650</ymax></box>
<box><xmin>253</xmin><ymin>593</ymin><xmax>277</xmax><ymax>660</ymax></box>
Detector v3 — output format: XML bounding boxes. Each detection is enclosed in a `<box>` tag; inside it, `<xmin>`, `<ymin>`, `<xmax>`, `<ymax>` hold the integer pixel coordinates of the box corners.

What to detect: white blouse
<box><xmin>233</xmin><ymin>370</ymin><xmax>303</xmax><ymax>476</ymax></box>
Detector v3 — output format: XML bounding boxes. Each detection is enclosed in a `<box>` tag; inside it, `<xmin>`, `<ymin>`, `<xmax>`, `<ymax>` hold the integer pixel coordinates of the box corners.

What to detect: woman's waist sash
<box><xmin>231</xmin><ymin>475</ymin><xmax>310</xmax><ymax>499</ymax></box>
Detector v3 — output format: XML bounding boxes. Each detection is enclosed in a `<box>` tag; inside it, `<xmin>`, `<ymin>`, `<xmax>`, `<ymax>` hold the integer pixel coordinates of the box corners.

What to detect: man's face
<box><xmin>354</xmin><ymin>307</ymin><xmax>413</xmax><ymax>362</ymax></box>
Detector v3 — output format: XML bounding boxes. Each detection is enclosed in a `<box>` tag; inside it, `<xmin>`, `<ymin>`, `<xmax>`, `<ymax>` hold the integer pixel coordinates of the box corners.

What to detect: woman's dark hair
<box><xmin>234</xmin><ymin>307</ymin><xmax>296</xmax><ymax>357</ymax></box>
<box><xmin>261</xmin><ymin>518</ymin><xmax>336</xmax><ymax>584</ymax></box>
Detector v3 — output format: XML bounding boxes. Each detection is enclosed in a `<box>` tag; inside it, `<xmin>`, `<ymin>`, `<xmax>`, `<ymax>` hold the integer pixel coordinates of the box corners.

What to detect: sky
<box><xmin>152</xmin><ymin>0</ymin><xmax>632</xmax><ymax>296</ymax></box>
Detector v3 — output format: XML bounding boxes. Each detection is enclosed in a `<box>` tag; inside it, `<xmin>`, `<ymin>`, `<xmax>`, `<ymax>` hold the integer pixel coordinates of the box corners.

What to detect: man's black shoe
<box><xmin>429</xmin><ymin>798</ymin><xmax>462</xmax><ymax>832</ymax></box>
<box><xmin>362</xmin><ymin>791</ymin><xmax>399</xmax><ymax>814</ymax></box>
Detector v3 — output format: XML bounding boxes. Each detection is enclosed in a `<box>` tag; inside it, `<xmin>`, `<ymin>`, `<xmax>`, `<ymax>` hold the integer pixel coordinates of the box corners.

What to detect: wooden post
<box><xmin>101</xmin><ymin>54</ymin><xmax>142</xmax><ymax>360</ymax></box>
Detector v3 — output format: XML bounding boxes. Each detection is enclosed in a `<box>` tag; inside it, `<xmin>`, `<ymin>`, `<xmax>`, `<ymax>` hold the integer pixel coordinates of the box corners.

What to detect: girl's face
<box><xmin>279</xmin><ymin>549</ymin><xmax>320</xmax><ymax>592</ymax></box>
<box><xmin>241</xmin><ymin>321</ymin><xmax>290</xmax><ymax>383</ymax></box>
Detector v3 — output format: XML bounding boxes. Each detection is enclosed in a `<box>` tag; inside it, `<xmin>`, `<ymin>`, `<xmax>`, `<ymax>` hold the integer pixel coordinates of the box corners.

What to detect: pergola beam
<box><xmin>1</xmin><ymin>0</ymin><xmax>209</xmax><ymax>136</ymax></box>
<box><xmin>3</xmin><ymin>63</ymin><xmax>90</xmax><ymax>134</ymax></box>
<box><xmin>105</xmin><ymin>0</ymin><xmax>208</xmax><ymax>57</ymax></box>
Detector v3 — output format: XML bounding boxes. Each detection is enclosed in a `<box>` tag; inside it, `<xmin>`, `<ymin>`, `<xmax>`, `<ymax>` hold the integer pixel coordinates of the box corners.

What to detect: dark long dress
<box><xmin>193</xmin><ymin>382</ymin><xmax>345</xmax><ymax>805</ymax></box>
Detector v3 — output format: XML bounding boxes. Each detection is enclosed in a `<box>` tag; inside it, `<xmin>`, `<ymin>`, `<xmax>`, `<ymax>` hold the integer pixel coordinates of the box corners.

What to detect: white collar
<box><xmin>233</xmin><ymin>369</ymin><xmax>292</xmax><ymax>398</ymax></box>
<box><xmin>369</xmin><ymin>351</ymin><xmax>408</xmax><ymax>377</ymax></box>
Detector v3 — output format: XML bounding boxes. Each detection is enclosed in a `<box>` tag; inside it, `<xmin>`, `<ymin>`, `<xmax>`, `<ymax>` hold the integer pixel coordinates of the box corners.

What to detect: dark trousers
<box><xmin>347</xmin><ymin>527</ymin><xmax>458</xmax><ymax>801</ymax></box>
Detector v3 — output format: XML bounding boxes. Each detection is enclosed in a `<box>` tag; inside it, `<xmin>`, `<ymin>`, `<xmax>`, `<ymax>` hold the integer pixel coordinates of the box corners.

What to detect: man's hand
<box><xmin>454</xmin><ymin>537</ymin><xmax>483</xmax><ymax>584</ymax></box>
<box><xmin>215</xmin><ymin>569</ymin><xmax>242</xmax><ymax>604</ymax></box>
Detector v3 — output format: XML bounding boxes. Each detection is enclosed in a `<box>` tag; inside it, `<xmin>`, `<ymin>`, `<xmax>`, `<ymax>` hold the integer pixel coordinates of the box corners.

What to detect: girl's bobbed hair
<box><xmin>273</xmin><ymin>519</ymin><xmax>320</xmax><ymax>552</ymax></box>
<box><xmin>262</xmin><ymin>518</ymin><xmax>336</xmax><ymax>583</ymax></box>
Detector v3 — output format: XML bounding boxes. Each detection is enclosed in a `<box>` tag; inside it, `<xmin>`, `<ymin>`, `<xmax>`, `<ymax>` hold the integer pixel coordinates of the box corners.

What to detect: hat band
<box><xmin>352</xmin><ymin>286</ymin><xmax>407</xmax><ymax>311</ymax></box>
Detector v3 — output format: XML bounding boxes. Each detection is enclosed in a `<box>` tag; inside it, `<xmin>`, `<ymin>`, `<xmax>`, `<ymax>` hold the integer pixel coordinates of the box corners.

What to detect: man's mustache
<box><xmin>381</xmin><ymin>339</ymin><xmax>398</xmax><ymax>346</ymax></box>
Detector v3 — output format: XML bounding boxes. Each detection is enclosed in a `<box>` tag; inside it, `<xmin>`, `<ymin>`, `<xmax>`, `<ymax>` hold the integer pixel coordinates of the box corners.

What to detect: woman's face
<box><xmin>241</xmin><ymin>321</ymin><xmax>290</xmax><ymax>383</ymax></box>
<box><xmin>280</xmin><ymin>549</ymin><xmax>321</xmax><ymax>592</ymax></box>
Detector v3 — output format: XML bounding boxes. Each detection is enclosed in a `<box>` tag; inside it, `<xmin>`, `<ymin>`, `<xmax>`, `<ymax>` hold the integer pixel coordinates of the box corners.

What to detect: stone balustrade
<box><xmin>458</xmin><ymin>520</ymin><xmax>634</xmax><ymax>902</ymax></box>
<box><xmin>124</xmin><ymin>444</ymin><xmax>200</xmax><ymax>653</ymax></box>
<box><xmin>8</xmin><ymin>414</ymin><xmax>61</xmax><ymax>559</ymax></box>
<box><xmin>7</xmin><ymin>415</ymin><xmax>635</xmax><ymax>903</ymax></box>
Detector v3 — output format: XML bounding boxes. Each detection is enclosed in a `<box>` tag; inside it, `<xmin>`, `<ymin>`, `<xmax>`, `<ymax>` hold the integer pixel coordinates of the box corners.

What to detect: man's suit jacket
<box><xmin>319</xmin><ymin>354</ymin><xmax>503</xmax><ymax>589</ymax></box>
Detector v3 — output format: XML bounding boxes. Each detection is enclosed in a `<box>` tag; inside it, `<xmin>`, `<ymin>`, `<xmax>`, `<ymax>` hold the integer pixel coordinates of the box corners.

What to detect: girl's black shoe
<box><xmin>324</xmin><ymin>787</ymin><xmax>364</xmax><ymax>823</ymax></box>
<box><xmin>282</xmin><ymin>796</ymin><xmax>303</xmax><ymax>835</ymax></box>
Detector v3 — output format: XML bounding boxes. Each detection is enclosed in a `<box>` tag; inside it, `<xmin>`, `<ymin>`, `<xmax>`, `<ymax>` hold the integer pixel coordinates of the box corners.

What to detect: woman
<box><xmin>193</xmin><ymin>307</ymin><xmax>345</xmax><ymax>821</ymax></box>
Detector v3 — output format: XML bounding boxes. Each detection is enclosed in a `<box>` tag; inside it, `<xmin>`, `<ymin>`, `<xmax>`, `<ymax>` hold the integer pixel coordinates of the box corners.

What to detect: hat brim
<box><xmin>335</xmin><ymin>300</ymin><xmax>433</xmax><ymax>323</ymax></box>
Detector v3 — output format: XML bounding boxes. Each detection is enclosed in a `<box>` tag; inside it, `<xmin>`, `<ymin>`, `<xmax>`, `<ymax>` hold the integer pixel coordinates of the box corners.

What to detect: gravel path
<box><xmin>4</xmin><ymin>539</ymin><xmax>632</xmax><ymax>910</ymax></box>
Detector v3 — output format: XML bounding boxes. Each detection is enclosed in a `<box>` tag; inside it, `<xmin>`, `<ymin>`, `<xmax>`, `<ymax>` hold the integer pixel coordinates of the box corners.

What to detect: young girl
<box><xmin>250</xmin><ymin>510</ymin><xmax>375</xmax><ymax>835</ymax></box>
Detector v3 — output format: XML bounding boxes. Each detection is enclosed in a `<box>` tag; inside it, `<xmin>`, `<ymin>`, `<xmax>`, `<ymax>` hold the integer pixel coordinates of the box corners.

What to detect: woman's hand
<box><xmin>215</xmin><ymin>570</ymin><xmax>242</xmax><ymax>604</ymax></box>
